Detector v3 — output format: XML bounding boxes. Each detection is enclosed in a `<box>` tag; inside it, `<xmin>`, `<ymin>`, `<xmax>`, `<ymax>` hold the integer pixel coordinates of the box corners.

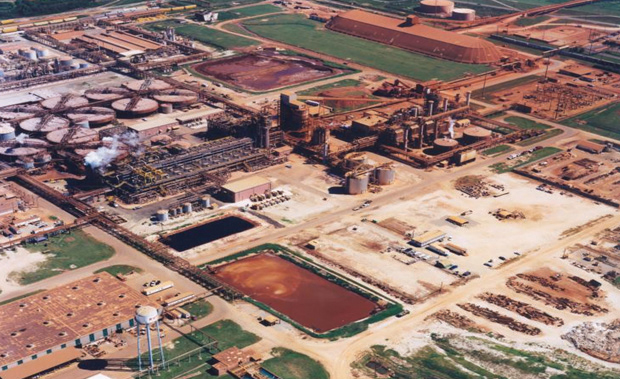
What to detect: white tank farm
<box><xmin>19</xmin><ymin>115</ymin><xmax>70</xmax><ymax>133</ymax></box>
<box><xmin>40</xmin><ymin>95</ymin><xmax>89</xmax><ymax>110</ymax></box>
<box><xmin>0</xmin><ymin>123</ymin><xmax>15</xmax><ymax>141</ymax></box>
<box><xmin>46</xmin><ymin>127</ymin><xmax>99</xmax><ymax>144</ymax></box>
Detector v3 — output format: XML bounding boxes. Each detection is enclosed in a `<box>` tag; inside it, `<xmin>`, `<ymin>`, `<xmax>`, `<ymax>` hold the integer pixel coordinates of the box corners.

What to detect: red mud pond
<box><xmin>192</xmin><ymin>53</ymin><xmax>346</xmax><ymax>92</ymax></box>
<box><xmin>213</xmin><ymin>253</ymin><xmax>377</xmax><ymax>332</ymax></box>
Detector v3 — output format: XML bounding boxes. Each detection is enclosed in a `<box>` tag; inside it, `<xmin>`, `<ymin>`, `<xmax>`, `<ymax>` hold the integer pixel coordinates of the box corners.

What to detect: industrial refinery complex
<box><xmin>0</xmin><ymin>0</ymin><xmax>620</xmax><ymax>378</ymax></box>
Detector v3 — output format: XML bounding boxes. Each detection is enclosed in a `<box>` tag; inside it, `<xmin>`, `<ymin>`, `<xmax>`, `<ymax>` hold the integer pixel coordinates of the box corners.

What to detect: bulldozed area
<box><xmin>457</xmin><ymin>303</ymin><xmax>541</xmax><ymax>335</ymax></box>
<box><xmin>505</xmin><ymin>268</ymin><xmax>608</xmax><ymax>316</ymax></box>
<box><xmin>454</xmin><ymin>175</ymin><xmax>506</xmax><ymax>198</ymax></box>
<box><xmin>478</xmin><ymin>292</ymin><xmax>564</xmax><ymax>326</ymax></box>
<box><xmin>426</xmin><ymin>309</ymin><xmax>489</xmax><ymax>333</ymax></box>
<box><xmin>563</xmin><ymin>320</ymin><xmax>620</xmax><ymax>364</ymax></box>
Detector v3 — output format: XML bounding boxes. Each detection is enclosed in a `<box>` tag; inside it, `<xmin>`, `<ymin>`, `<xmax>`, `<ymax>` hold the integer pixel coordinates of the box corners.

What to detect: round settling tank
<box><xmin>156</xmin><ymin>210</ymin><xmax>169</xmax><ymax>222</ymax></box>
<box><xmin>452</xmin><ymin>8</ymin><xmax>476</xmax><ymax>20</ymax></box>
<box><xmin>345</xmin><ymin>172</ymin><xmax>369</xmax><ymax>195</ymax></box>
<box><xmin>40</xmin><ymin>95</ymin><xmax>88</xmax><ymax>110</ymax></box>
<box><xmin>153</xmin><ymin>89</ymin><xmax>198</xmax><ymax>108</ymax></box>
<box><xmin>433</xmin><ymin>138</ymin><xmax>459</xmax><ymax>153</ymax></box>
<box><xmin>463</xmin><ymin>126</ymin><xmax>492</xmax><ymax>144</ymax></box>
<box><xmin>112</xmin><ymin>98</ymin><xmax>159</xmax><ymax>118</ymax></box>
<box><xmin>0</xmin><ymin>138</ymin><xmax>47</xmax><ymax>161</ymax></box>
<box><xmin>19</xmin><ymin>116</ymin><xmax>70</xmax><ymax>133</ymax></box>
<box><xmin>0</xmin><ymin>104</ymin><xmax>42</xmax><ymax>120</ymax></box>
<box><xmin>420</xmin><ymin>0</ymin><xmax>454</xmax><ymax>14</ymax></box>
<box><xmin>374</xmin><ymin>166</ymin><xmax>396</xmax><ymax>185</ymax></box>
<box><xmin>46</xmin><ymin>128</ymin><xmax>98</xmax><ymax>144</ymax></box>
<box><xmin>0</xmin><ymin>123</ymin><xmax>16</xmax><ymax>141</ymax></box>
<box><xmin>123</xmin><ymin>79</ymin><xmax>172</xmax><ymax>92</ymax></box>
<box><xmin>85</xmin><ymin>87</ymin><xmax>131</xmax><ymax>102</ymax></box>
<box><xmin>66</xmin><ymin>107</ymin><xmax>116</xmax><ymax>127</ymax></box>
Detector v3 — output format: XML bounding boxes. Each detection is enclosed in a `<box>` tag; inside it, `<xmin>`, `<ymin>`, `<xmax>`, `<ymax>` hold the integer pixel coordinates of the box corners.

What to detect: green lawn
<box><xmin>262</xmin><ymin>348</ymin><xmax>330</xmax><ymax>379</ymax></box>
<box><xmin>490</xmin><ymin>146</ymin><xmax>562</xmax><ymax>173</ymax></box>
<box><xmin>222</xmin><ymin>22</ymin><xmax>256</xmax><ymax>37</ymax></box>
<box><xmin>504</xmin><ymin>116</ymin><xmax>551</xmax><ymax>130</ymax></box>
<box><xmin>12</xmin><ymin>230</ymin><xmax>115</xmax><ymax>285</ymax></box>
<box><xmin>297</xmin><ymin>79</ymin><xmax>363</xmax><ymax>96</ymax></box>
<box><xmin>128</xmin><ymin>320</ymin><xmax>258</xmax><ymax>379</ymax></box>
<box><xmin>144</xmin><ymin>21</ymin><xmax>259</xmax><ymax>50</ymax></box>
<box><xmin>472</xmin><ymin>75</ymin><xmax>541</xmax><ymax>102</ymax></box>
<box><xmin>482</xmin><ymin>144</ymin><xmax>513</xmax><ymax>156</ymax></box>
<box><xmin>217</xmin><ymin>4</ymin><xmax>282</xmax><ymax>21</ymax></box>
<box><xmin>94</xmin><ymin>264</ymin><xmax>142</xmax><ymax>276</ymax></box>
<box><xmin>514</xmin><ymin>15</ymin><xmax>550</xmax><ymax>26</ymax></box>
<box><xmin>562</xmin><ymin>102</ymin><xmax>620</xmax><ymax>141</ymax></box>
<box><xmin>241</xmin><ymin>14</ymin><xmax>491</xmax><ymax>81</ymax></box>
<box><xmin>182</xmin><ymin>299</ymin><xmax>214</xmax><ymax>320</ymax></box>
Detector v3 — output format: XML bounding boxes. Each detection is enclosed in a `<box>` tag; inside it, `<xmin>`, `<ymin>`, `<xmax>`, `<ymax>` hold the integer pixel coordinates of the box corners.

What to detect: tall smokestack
<box><xmin>443</xmin><ymin>98</ymin><xmax>449</xmax><ymax>112</ymax></box>
<box><xmin>428</xmin><ymin>101</ymin><xmax>434</xmax><ymax>117</ymax></box>
<box><xmin>448</xmin><ymin>117</ymin><xmax>455</xmax><ymax>139</ymax></box>
<box><xmin>466</xmin><ymin>92</ymin><xmax>472</xmax><ymax>106</ymax></box>
<box><xmin>404</xmin><ymin>126</ymin><xmax>409</xmax><ymax>151</ymax></box>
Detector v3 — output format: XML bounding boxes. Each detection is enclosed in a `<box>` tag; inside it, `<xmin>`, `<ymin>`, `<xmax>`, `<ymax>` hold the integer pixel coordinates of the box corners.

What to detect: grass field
<box><xmin>128</xmin><ymin>320</ymin><xmax>258</xmax><ymax>378</ymax></box>
<box><xmin>514</xmin><ymin>15</ymin><xmax>550</xmax><ymax>26</ymax></box>
<box><xmin>183</xmin><ymin>299</ymin><xmax>214</xmax><ymax>320</ymax></box>
<box><xmin>222</xmin><ymin>22</ymin><xmax>256</xmax><ymax>37</ymax></box>
<box><xmin>472</xmin><ymin>75</ymin><xmax>541</xmax><ymax>102</ymax></box>
<box><xmin>504</xmin><ymin>116</ymin><xmax>551</xmax><ymax>130</ymax></box>
<box><xmin>490</xmin><ymin>146</ymin><xmax>561</xmax><ymax>173</ymax></box>
<box><xmin>482</xmin><ymin>144</ymin><xmax>514</xmax><ymax>157</ymax></box>
<box><xmin>241</xmin><ymin>14</ymin><xmax>491</xmax><ymax>81</ymax></box>
<box><xmin>144</xmin><ymin>21</ymin><xmax>258</xmax><ymax>50</ymax></box>
<box><xmin>262</xmin><ymin>348</ymin><xmax>330</xmax><ymax>379</ymax></box>
<box><xmin>217</xmin><ymin>4</ymin><xmax>282</xmax><ymax>21</ymax></box>
<box><xmin>13</xmin><ymin>230</ymin><xmax>115</xmax><ymax>285</ymax></box>
<box><xmin>94</xmin><ymin>265</ymin><xmax>142</xmax><ymax>276</ymax></box>
<box><xmin>562</xmin><ymin>102</ymin><xmax>620</xmax><ymax>141</ymax></box>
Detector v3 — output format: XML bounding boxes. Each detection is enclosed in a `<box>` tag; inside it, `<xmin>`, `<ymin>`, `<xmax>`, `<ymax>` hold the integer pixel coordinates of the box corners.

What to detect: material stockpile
<box><xmin>562</xmin><ymin>320</ymin><xmax>620</xmax><ymax>363</ymax></box>
<box><xmin>458</xmin><ymin>303</ymin><xmax>541</xmax><ymax>335</ymax></box>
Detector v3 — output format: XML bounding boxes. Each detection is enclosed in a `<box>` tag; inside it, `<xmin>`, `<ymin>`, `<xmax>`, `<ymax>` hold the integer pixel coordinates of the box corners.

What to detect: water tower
<box><xmin>135</xmin><ymin>306</ymin><xmax>166</xmax><ymax>372</ymax></box>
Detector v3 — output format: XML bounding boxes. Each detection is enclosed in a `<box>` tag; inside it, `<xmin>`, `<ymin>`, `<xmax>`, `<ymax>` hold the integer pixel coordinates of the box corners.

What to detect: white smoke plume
<box><xmin>15</xmin><ymin>133</ymin><xmax>28</xmax><ymax>144</ymax></box>
<box><xmin>85</xmin><ymin>132</ymin><xmax>141</xmax><ymax>170</ymax></box>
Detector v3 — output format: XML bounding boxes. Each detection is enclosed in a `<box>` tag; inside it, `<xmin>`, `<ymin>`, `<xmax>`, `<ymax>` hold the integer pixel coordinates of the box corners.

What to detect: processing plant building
<box><xmin>327</xmin><ymin>10</ymin><xmax>502</xmax><ymax>64</ymax></box>
<box><xmin>0</xmin><ymin>273</ymin><xmax>158</xmax><ymax>377</ymax></box>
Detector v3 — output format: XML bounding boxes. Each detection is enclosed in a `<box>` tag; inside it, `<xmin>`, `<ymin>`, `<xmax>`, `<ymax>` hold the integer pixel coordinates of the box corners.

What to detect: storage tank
<box><xmin>463</xmin><ymin>126</ymin><xmax>492</xmax><ymax>144</ymax></box>
<box><xmin>22</xmin><ymin>49</ymin><xmax>37</xmax><ymax>60</ymax></box>
<box><xmin>345</xmin><ymin>172</ymin><xmax>369</xmax><ymax>195</ymax></box>
<box><xmin>343</xmin><ymin>152</ymin><xmax>368</xmax><ymax>171</ymax></box>
<box><xmin>79</xmin><ymin>62</ymin><xmax>89</xmax><ymax>69</ymax></box>
<box><xmin>433</xmin><ymin>138</ymin><xmax>459</xmax><ymax>153</ymax></box>
<box><xmin>156</xmin><ymin>210</ymin><xmax>169</xmax><ymax>222</ymax></box>
<box><xmin>176</xmin><ymin>207</ymin><xmax>182</xmax><ymax>215</ymax></box>
<box><xmin>0</xmin><ymin>138</ymin><xmax>47</xmax><ymax>160</ymax></box>
<box><xmin>169</xmin><ymin>208</ymin><xmax>177</xmax><ymax>216</ymax></box>
<box><xmin>0</xmin><ymin>104</ymin><xmax>42</xmax><ymax>120</ymax></box>
<box><xmin>452</xmin><ymin>8</ymin><xmax>475</xmax><ymax>21</ymax></box>
<box><xmin>160</xmin><ymin>103</ymin><xmax>173</xmax><ymax>114</ymax></box>
<box><xmin>17</xmin><ymin>158</ymin><xmax>35</xmax><ymax>169</ymax></box>
<box><xmin>0</xmin><ymin>123</ymin><xmax>16</xmax><ymax>141</ymax></box>
<box><xmin>374</xmin><ymin>166</ymin><xmax>396</xmax><ymax>185</ymax></box>
<box><xmin>85</xmin><ymin>87</ymin><xmax>131</xmax><ymax>102</ymax></box>
<box><xmin>200</xmin><ymin>196</ymin><xmax>211</xmax><ymax>208</ymax></box>
<box><xmin>66</xmin><ymin>107</ymin><xmax>116</xmax><ymax>127</ymax></box>
<box><xmin>420</xmin><ymin>0</ymin><xmax>454</xmax><ymax>15</ymax></box>
<box><xmin>112</xmin><ymin>98</ymin><xmax>159</xmax><ymax>118</ymax></box>
<box><xmin>59</xmin><ymin>57</ymin><xmax>74</xmax><ymax>68</ymax></box>
<box><xmin>40</xmin><ymin>95</ymin><xmax>88</xmax><ymax>110</ymax></box>
<box><xmin>35</xmin><ymin>48</ymin><xmax>49</xmax><ymax>58</ymax></box>
<box><xmin>182</xmin><ymin>202</ymin><xmax>192</xmax><ymax>213</ymax></box>
<box><xmin>34</xmin><ymin>153</ymin><xmax>52</xmax><ymax>165</ymax></box>
<box><xmin>19</xmin><ymin>116</ymin><xmax>70</xmax><ymax>133</ymax></box>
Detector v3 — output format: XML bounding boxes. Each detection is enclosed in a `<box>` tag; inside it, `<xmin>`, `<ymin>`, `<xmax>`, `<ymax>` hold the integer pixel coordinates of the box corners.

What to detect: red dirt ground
<box><xmin>214</xmin><ymin>253</ymin><xmax>377</xmax><ymax>332</ymax></box>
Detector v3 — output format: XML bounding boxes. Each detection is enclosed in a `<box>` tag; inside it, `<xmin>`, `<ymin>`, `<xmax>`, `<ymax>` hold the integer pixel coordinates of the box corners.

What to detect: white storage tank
<box><xmin>200</xmin><ymin>196</ymin><xmax>211</xmax><ymax>208</ymax></box>
<box><xmin>345</xmin><ymin>172</ymin><xmax>369</xmax><ymax>195</ymax></box>
<box><xmin>0</xmin><ymin>123</ymin><xmax>16</xmax><ymax>141</ymax></box>
<box><xmin>156</xmin><ymin>210</ymin><xmax>169</xmax><ymax>222</ymax></box>
<box><xmin>182</xmin><ymin>202</ymin><xmax>192</xmax><ymax>213</ymax></box>
<box><xmin>452</xmin><ymin>8</ymin><xmax>476</xmax><ymax>21</ymax></box>
<box><xmin>374</xmin><ymin>166</ymin><xmax>396</xmax><ymax>185</ymax></box>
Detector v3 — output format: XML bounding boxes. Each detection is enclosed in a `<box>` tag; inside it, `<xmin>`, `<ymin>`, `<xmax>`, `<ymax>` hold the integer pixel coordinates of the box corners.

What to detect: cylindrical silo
<box><xmin>345</xmin><ymin>172</ymin><xmax>369</xmax><ymax>195</ymax></box>
<box><xmin>420</xmin><ymin>0</ymin><xmax>454</xmax><ymax>15</ymax></box>
<box><xmin>374</xmin><ymin>166</ymin><xmax>396</xmax><ymax>185</ymax></box>
<box><xmin>452</xmin><ymin>8</ymin><xmax>476</xmax><ymax>21</ymax></box>
<box><xmin>200</xmin><ymin>196</ymin><xmax>211</xmax><ymax>208</ymax></box>
<box><xmin>160</xmin><ymin>103</ymin><xmax>173</xmax><ymax>114</ymax></box>
<box><xmin>156</xmin><ymin>210</ymin><xmax>169</xmax><ymax>222</ymax></box>
<box><xmin>0</xmin><ymin>123</ymin><xmax>16</xmax><ymax>141</ymax></box>
<box><xmin>182</xmin><ymin>202</ymin><xmax>192</xmax><ymax>213</ymax></box>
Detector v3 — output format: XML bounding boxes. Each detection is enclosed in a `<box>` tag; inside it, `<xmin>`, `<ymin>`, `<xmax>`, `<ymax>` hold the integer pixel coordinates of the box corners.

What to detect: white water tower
<box><xmin>135</xmin><ymin>306</ymin><xmax>165</xmax><ymax>372</ymax></box>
